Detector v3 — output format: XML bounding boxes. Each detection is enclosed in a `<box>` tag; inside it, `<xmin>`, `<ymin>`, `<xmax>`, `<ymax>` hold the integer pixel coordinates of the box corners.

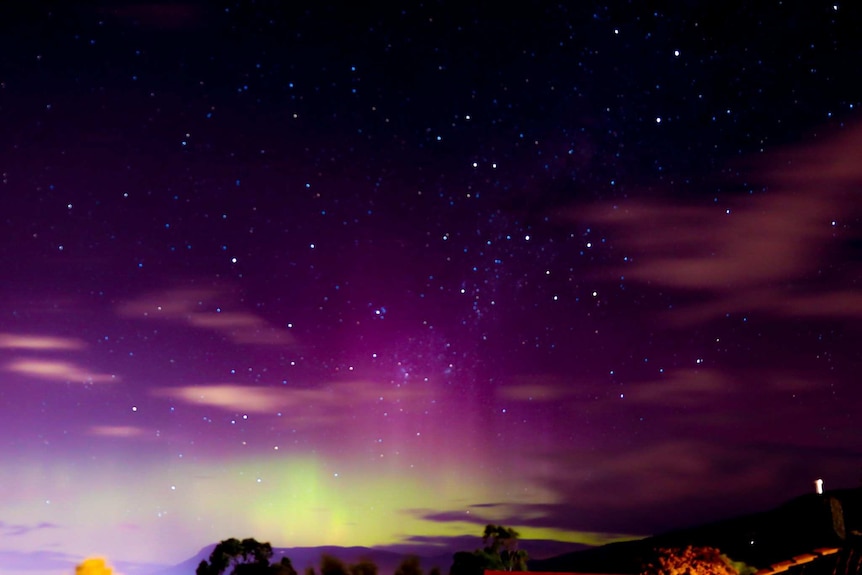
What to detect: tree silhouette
<box><xmin>320</xmin><ymin>554</ymin><xmax>350</xmax><ymax>575</ymax></box>
<box><xmin>450</xmin><ymin>524</ymin><xmax>528</xmax><ymax>575</ymax></box>
<box><xmin>394</xmin><ymin>555</ymin><xmax>424</xmax><ymax>575</ymax></box>
<box><xmin>271</xmin><ymin>558</ymin><xmax>299</xmax><ymax>575</ymax></box>
<box><xmin>640</xmin><ymin>546</ymin><xmax>738</xmax><ymax>575</ymax></box>
<box><xmin>196</xmin><ymin>538</ymin><xmax>279</xmax><ymax>575</ymax></box>
<box><xmin>349</xmin><ymin>558</ymin><xmax>379</xmax><ymax>575</ymax></box>
<box><xmin>482</xmin><ymin>525</ymin><xmax>527</xmax><ymax>571</ymax></box>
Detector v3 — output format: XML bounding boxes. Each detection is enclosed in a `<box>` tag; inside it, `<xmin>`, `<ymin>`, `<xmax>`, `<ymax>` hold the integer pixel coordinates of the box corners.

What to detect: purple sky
<box><xmin>1</xmin><ymin>2</ymin><xmax>861</xmax><ymax>574</ymax></box>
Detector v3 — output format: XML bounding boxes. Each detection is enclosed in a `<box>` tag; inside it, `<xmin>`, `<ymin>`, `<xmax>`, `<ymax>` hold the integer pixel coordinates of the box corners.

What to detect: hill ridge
<box><xmin>530</xmin><ymin>488</ymin><xmax>862</xmax><ymax>574</ymax></box>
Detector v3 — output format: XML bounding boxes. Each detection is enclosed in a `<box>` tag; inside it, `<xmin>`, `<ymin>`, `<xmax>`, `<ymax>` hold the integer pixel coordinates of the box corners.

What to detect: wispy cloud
<box><xmin>625</xmin><ymin>368</ymin><xmax>822</xmax><ymax>407</ymax></box>
<box><xmin>117</xmin><ymin>287</ymin><xmax>296</xmax><ymax>346</ymax></box>
<box><xmin>498</xmin><ymin>366</ymin><xmax>838</xmax><ymax>450</ymax></box>
<box><xmin>579</xmin><ymin>125</ymin><xmax>862</xmax><ymax>325</ymax></box>
<box><xmin>153</xmin><ymin>380</ymin><xmax>433</xmax><ymax>424</ymax></box>
<box><xmin>88</xmin><ymin>425</ymin><xmax>146</xmax><ymax>438</ymax></box>
<box><xmin>0</xmin><ymin>333</ymin><xmax>86</xmax><ymax>351</ymax></box>
<box><xmin>496</xmin><ymin>375</ymin><xmax>581</xmax><ymax>403</ymax></box>
<box><xmin>155</xmin><ymin>384</ymin><xmax>297</xmax><ymax>413</ymax></box>
<box><xmin>5</xmin><ymin>359</ymin><xmax>118</xmax><ymax>383</ymax></box>
<box><xmin>0</xmin><ymin>520</ymin><xmax>60</xmax><ymax>537</ymax></box>
<box><xmin>495</xmin><ymin>370</ymin><xmax>740</xmax><ymax>424</ymax></box>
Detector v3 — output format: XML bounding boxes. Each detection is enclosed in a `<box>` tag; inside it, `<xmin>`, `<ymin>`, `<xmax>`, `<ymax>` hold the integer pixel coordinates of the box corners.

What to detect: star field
<box><xmin>1</xmin><ymin>2</ymin><xmax>862</xmax><ymax>574</ymax></box>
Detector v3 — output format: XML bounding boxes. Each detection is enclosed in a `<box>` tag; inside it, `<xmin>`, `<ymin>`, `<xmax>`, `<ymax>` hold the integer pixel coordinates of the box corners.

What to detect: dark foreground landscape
<box><xmin>145</xmin><ymin>488</ymin><xmax>862</xmax><ymax>575</ymax></box>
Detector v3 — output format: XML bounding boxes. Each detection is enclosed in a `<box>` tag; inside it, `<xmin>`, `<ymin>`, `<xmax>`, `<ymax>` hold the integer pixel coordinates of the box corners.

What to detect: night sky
<box><xmin>2</xmin><ymin>2</ymin><xmax>862</xmax><ymax>574</ymax></box>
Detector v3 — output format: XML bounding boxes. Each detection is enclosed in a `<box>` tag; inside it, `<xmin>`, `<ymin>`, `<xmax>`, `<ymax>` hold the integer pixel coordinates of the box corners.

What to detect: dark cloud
<box><xmin>2</xmin><ymin>521</ymin><xmax>60</xmax><ymax>537</ymax></box>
